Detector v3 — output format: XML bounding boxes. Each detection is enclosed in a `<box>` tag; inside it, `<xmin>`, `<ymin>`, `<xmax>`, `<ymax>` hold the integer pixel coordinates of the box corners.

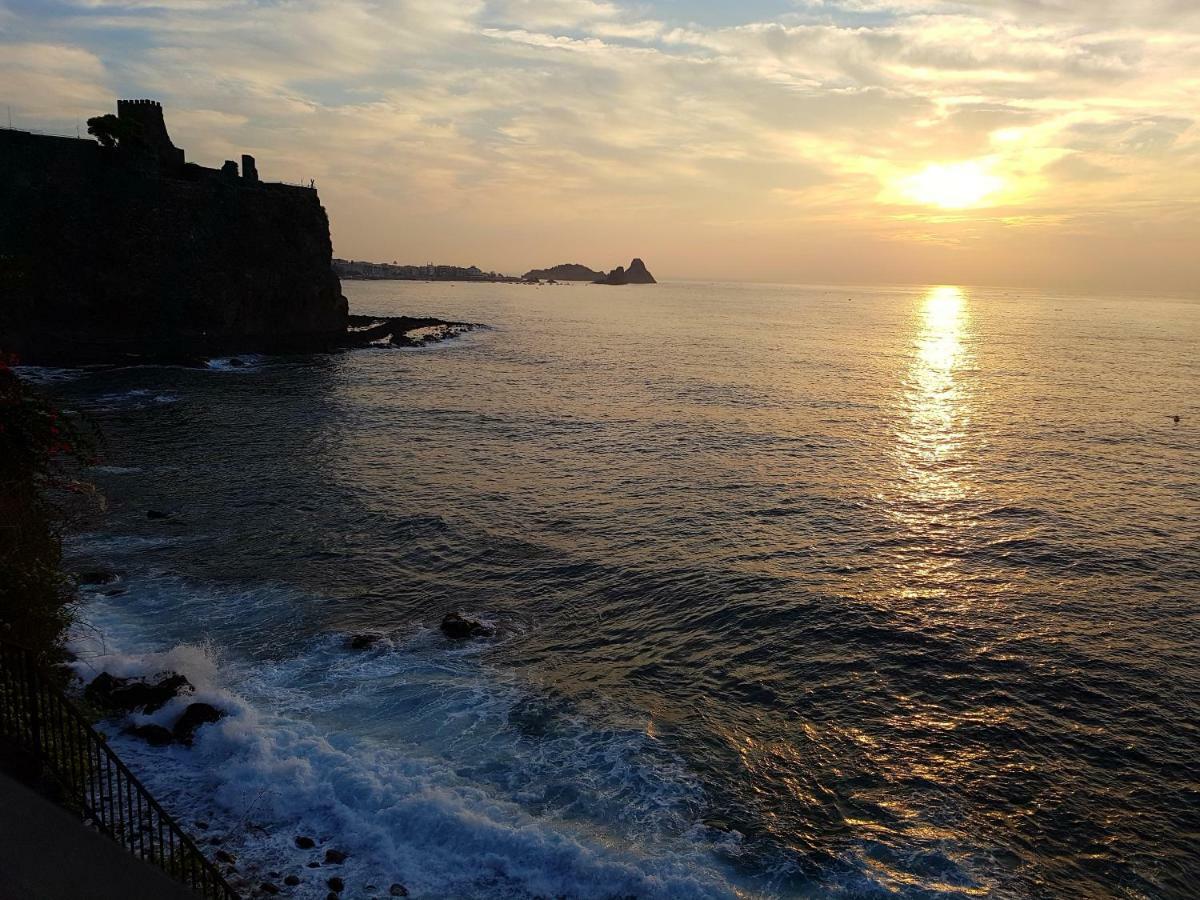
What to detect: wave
<box><xmin>68</xmin><ymin>596</ymin><xmax>745</xmax><ymax>900</ymax></box>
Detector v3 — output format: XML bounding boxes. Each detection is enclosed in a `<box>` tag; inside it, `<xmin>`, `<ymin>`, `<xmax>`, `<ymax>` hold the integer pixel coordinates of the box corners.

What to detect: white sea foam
<box><xmin>91</xmin><ymin>388</ymin><xmax>180</xmax><ymax>410</ymax></box>
<box><xmin>11</xmin><ymin>365</ymin><xmax>86</xmax><ymax>384</ymax></box>
<box><xmin>68</xmin><ymin>589</ymin><xmax>746</xmax><ymax>899</ymax></box>
<box><xmin>206</xmin><ymin>355</ymin><xmax>265</xmax><ymax>371</ymax></box>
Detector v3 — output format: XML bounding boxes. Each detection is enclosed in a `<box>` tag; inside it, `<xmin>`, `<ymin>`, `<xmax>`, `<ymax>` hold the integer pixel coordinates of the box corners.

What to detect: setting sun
<box><xmin>899</xmin><ymin>161</ymin><xmax>1005</xmax><ymax>209</ymax></box>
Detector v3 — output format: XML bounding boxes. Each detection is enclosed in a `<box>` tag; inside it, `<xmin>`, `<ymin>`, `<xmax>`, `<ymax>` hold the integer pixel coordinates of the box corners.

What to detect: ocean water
<box><xmin>43</xmin><ymin>281</ymin><xmax>1200</xmax><ymax>898</ymax></box>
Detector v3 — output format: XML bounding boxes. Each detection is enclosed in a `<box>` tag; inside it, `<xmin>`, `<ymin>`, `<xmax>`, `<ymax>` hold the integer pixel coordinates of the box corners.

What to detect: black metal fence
<box><xmin>0</xmin><ymin>640</ymin><xmax>239</xmax><ymax>899</ymax></box>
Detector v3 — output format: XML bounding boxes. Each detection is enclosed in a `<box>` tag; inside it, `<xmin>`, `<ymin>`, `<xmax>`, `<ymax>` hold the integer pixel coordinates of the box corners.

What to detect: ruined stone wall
<box><xmin>0</xmin><ymin>130</ymin><xmax>347</xmax><ymax>363</ymax></box>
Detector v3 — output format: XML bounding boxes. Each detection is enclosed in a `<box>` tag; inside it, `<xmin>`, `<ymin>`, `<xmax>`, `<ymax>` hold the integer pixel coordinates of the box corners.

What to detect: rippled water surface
<box><xmin>49</xmin><ymin>282</ymin><xmax>1200</xmax><ymax>898</ymax></box>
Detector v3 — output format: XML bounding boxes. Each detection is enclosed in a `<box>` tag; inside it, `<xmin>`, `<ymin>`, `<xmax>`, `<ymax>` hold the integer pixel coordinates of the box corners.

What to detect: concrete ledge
<box><xmin>0</xmin><ymin>771</ymin><xmax>198</xmax><ymax>900</ymax></box>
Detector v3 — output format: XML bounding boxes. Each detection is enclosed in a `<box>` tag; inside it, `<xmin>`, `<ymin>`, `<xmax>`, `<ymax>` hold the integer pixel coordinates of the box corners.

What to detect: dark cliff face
<box><xmin>0</xmin><ymin>130</ymin><xmax>347</xmax><ymax>363</ymax></box>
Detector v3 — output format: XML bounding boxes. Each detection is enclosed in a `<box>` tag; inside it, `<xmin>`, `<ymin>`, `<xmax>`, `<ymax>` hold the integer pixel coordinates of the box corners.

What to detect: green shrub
<box><xmin>0</xmin><ymin>354</ymin><xmax>100</xmax><ymax>664</ymax></box>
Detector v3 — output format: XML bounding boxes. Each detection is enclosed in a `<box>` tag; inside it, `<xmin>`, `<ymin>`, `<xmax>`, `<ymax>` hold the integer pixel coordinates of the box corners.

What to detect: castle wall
<box><xmin>0</xmin><ymin>129</ymin><xmax>347</xmax><ymax>363</ymax></box>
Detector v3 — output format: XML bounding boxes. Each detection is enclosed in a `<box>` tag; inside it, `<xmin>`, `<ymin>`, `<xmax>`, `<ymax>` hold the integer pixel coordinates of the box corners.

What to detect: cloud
<box><xmin>2</xmin><ymin>0</ymin><xmax>1198</xmax><ymax>288</ymax></box>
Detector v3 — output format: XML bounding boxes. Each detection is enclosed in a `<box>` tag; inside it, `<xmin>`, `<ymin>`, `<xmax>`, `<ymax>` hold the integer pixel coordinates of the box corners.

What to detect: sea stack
<box><xmin>0</xmin><ymin>98</ymin><xmax>348</xmax><ymax>364</ymax></box>
<box><xmin>595</xmin><ymin>258</ymin><xmax>657</xmax><ymax>285</ymax></box>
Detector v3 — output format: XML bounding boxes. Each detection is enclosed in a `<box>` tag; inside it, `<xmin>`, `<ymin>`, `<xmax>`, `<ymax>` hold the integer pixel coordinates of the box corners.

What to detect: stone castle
<box><xmin>0</xmin><ymin>99</ymin><xmax>347</xmax><ymax>363</ymax></box>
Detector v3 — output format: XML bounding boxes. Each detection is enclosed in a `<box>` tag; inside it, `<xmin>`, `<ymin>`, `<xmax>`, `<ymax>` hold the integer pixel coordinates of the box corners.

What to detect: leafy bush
<box><xmin>0</xmin><ymin>354</ymin><xmax>99</xmax><ymax>662</ymax></box>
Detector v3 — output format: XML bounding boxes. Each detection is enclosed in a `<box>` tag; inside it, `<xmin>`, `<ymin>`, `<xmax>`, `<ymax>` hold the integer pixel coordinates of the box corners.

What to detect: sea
<box><xmin>29</xmin><ymin>281</ymin><xmax>1200</xmax><ymax>898</ymax></box>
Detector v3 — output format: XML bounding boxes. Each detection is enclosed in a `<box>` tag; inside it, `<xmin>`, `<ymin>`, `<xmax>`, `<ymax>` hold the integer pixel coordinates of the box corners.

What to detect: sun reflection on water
<box><xmin>896</xmin><ymin>285</ymin><xmax>974</xmax><ymax>505</ymax></box>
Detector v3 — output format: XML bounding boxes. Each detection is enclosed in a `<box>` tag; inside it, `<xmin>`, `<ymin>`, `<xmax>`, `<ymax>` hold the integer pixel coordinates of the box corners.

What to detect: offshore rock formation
<box><xmin>0</xmin><ymin>99</ymin><xmax>347</xmax><ymax>364</ymax></box>
<box><xmin>521</xmin><ymin>263</ymin><xmax>603</xmax><ymax>282</ymax></box>
<box><xmin>594</xmin><ymin>258</ymin><xmax>656</xmax><ymax>285</ymax></box>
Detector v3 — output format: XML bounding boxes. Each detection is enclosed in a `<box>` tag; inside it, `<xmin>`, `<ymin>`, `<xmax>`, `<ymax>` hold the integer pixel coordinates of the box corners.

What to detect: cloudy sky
<box><xmin>4</xmin><ymin>0</ymin><xmax>1199</xmax><ymax>289</ymax></box>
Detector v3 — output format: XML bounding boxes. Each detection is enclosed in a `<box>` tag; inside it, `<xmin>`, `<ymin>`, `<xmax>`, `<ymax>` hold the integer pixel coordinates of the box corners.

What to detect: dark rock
<box><xmin>195</xmin><ymin>820</ymin><xmax>209</xmax><ymax>830</ymax></box>
<box><xmin>324</xmin><ymin>849</ymin><xmax>348</xmax><ymax>864</ymax></box>
<box><xmin>126</xmin><ymin>723</ymin><xmax>173</xmax><ymax>746</ymax></box>
<box><xmin>440</xmin><ymin>612</ymin><xmax>493</xmax><ymax>640</ymax></box>
<box><xmin>260</xmin><ymin>883</ymin><xmax>280</xmax><ymax>896</ymax></box>
<box><xmin>228</xmin><ymin>357</ymin><xmax>245</xmax><ymax>367</ymax></box>
<box><xmin>326</xmin><ymin>894</ymin><xmax>339</xmax><ymax>900</ymax></box>
<box><xmin>327</xmin><ymin>876</ymin><xmax>345</xmax><ymax>892</ymax></box>
<box><xmin>86</xmin><ymin>671</ymin><xmax>193</xmax><ymax>713</ymax></box>
<box><xmin>390</xmin><ymin>884</ymin><xmax>409</xmax><ymax>897</ymax></box>
<box><xmin>215</xmin><ymin>850</ymin><xmax>236</xmax><ymax>864</ymax></box>
<box><xmin>295</xmin><ymin>836</ymin><xmax>316</xmax><ymax>849</ymax></box>
<box><xmin>348</xmin><ymin>634</ymin><xmax>381</xmax><ymax>650</ymax></box>
<box><xmin>595</xmin><ymin>258</ymin><xmax>656</xmax><ymax>286</ymax></box>
<box><xmin>269</xmin><ymin>872</ymin><xmax>281</xmax><ymax>879</ymax></box>
<box><xmin>77</xmin><ymin>569</ymin><xmax>120</xmax><ymax>586</ymax></box>
<box><xmin>284</xmin><ymin>875</ymin><xmax>301</xmax><ymax>886</ymax></box>
<box><xmin>595</xmin><ymin>265</ymin><xmax>626</xmax><ymax>285</ymax></box>
<box><xmin>624</xmin><ymin>258</ymin><xmax>656</xmax><ymax>284</ymax></box>
<box><xmin>147</xmin><ymin>509</ymin><xmax>172</xmax><ymax>520</ymax></box>
<box><xmin>307</xmin><ymin>862</ymin><xmax>322</xmax><ymax>868</ymax></box>
<box><xmin>173</xmin><ymin>702</ymin><xmax>225</xmax><ymax>746</ymax></box>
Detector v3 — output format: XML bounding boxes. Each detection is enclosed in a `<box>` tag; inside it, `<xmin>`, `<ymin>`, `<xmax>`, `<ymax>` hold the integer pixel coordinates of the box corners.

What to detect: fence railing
<box><xmin>0</xmin><ymin>640</ymin><xmax>239</xmax><ymax>899</ymax></box>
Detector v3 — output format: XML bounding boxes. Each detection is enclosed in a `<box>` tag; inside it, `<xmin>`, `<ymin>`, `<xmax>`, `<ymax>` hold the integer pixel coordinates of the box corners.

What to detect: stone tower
<box><xmin>116</xmin><ymin>99</ymin><xmax>185</xmax><ymax>169</ymax></box>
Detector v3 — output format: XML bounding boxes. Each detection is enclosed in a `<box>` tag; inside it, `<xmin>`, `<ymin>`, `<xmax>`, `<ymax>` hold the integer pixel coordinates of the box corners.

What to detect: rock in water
<box><xmin>172</xmin><ymin>702</ymin><xmax>225</xmax><ymax>745</ymax></box>
<box><xmin>86</xmin><ymin>672</ymin><xmax>193</xmax><ymax>713</ymax></box>
<box><xmin>295</xmin><ymin>836</ymin><xmax>316</xmax><ymax>849</ymax></box>
<box><xmin>126</xmin><ymin>723</ymin><xmax>174</xmax><ymax>746</ymax></box>
<box><xmin>595</xmin><ymin>259</ymin><xmax>656</xmax><ymax>285</ymax></box>
<box><xmin>625</xmin><ymin>257</ymin><xmax>656</xmax><ymax>283</ymax></box>
<box><xmin>348</xmin><ymin>633</ymin><xmax>381</xmax><ymax>650</ymax></box>
<box><xmin>323</xmin><ymin>849</ymin><xmax>348</xmax><ymax>865</ymax></box>
<box><xmin>440</xmin><ymin>612</ymin><xmax>493</xmax><ymax>639</ymax></box>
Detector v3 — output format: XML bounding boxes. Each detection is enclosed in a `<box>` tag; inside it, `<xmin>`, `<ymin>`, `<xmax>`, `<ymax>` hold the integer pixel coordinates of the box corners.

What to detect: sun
<box><xmin>898</xmin><ymin>161</ymin><xmax>1004</xmax><ymax>209</ymax></box>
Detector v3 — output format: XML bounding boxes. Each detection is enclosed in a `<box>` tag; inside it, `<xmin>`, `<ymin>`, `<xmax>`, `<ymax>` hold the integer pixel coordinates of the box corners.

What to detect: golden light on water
<box><xmin>896</xmin><ymin>285</ymin><xmax>973</xmax><ymax>506</ymax></box>
<box><xmin>898</xmin><ymin>161</ymin><xmax>1004</xmax><ymax>209</ymax></box>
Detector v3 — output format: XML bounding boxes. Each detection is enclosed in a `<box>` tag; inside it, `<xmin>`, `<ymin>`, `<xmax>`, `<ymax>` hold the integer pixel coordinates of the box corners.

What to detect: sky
<box><xmin>3</xmin><ymin>0</ymin><xmax>1200</xmax><ymax>290</ymax></box>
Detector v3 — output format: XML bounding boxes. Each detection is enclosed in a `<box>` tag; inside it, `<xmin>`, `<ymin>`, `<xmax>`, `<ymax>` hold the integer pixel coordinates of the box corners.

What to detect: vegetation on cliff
<box><xmin>0</xmin><ymin>357</ymin><xmax>98</xmax><ymax>664</ymax></box>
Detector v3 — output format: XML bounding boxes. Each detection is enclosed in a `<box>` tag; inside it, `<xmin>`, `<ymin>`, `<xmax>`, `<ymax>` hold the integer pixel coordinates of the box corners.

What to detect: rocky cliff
<box><xmin>0</xmin><ymin>106</ymin><xmax>347</xmax><ymax>364</ymax></box>
<box><xmin>595</xmin><ymin>258</ymin><xmax>656</xmax><ymax>285</ymax></box>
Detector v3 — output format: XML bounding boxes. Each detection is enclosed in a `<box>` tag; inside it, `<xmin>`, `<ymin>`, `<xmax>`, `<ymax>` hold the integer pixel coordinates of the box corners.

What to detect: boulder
<box><xmin>77</xmin><ymin>569</ymin><xmax>120</xmax><ymax>586</ymax></box>
<box><xmin>295</xmin><ymin>836</ymin><xmax>315</xmax><ymax>849</ymax></box>
<box><xmin>86</xmin><ymin>672</ymin><xmax>193</xmax><ymax>714</ymax></box>
<box><xmin>327</xmin><ymin>876</ymin><xmax>345</xmax><ymax>892</ymax></box>
<box><xmin>440</xmin><ymin>612</ymin><xmax>493</xmax><ymax>640</ymax></box>
<box><xmin>348</xmin><ymin>634</ymin><xmax>381</xmax><ymax>651</ymax></box>
<box><xmin>323</xmin><ymin>849</ymin><xmax>348</xmax><ymax>864</ymax></box>
<box><xmin>146</xmin><ymin>509</ymin><xmax>172</xmax><ymax>520</ymax></box>
<box><xmin>390</xmin><ymin>884</ymin><xmax>409</xmax><ymax>897</ymax></box>
<box><xmin>126</xmin><ymin>723</ymin><xmax>174</xmax><ymax>746</ymax></box>
<box><xmin>260</xmin><ymin>883</ymin><xmax>280</xmax><ymax>896</ymax></box>
<box><xmin>173</xmin><ymin>702</ymin><xmax>225</xmax><ymax>745</ymax></box>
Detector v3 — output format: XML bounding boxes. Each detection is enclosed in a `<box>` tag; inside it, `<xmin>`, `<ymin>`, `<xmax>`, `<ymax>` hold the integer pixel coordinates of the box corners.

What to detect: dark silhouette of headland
<box><xmin>0</xmin><ymin>99</ymin><xmax>349</xmax><ymax>363</ymax></box>
<box><xmin>521</xmin><ymin>263</ymin><xmax>603</xmax><ymax>282</ymax></box>
<box><xmin>520</xmin><ymin>259</ymin><xmax>657</xmax><ymax>285</ymax></box>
